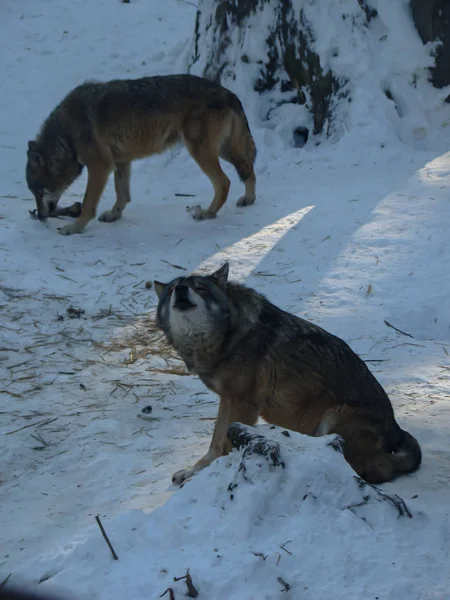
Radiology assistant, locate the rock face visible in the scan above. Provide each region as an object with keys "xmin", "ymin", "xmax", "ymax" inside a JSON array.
[
  {"xmin": 410, "ymin": 0, "xmax": 450, "ymax": 91},
  {"xmin": 187, "ymin": 0, "xmax": 449, "ymax": 141},
  {"xmin": 189, "ymin": 0, "xmax": 363, "ymax": 136}
]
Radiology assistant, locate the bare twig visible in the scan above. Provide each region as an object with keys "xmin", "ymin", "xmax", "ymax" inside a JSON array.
[
  {"xmin": 146, "ymin": 367, "xmax": 188, "ymax": 376},
  {"xmin": 159, "ymin": 589, "xmax": 175, "ymax": 600},
  {"xmin": 173, "ymin": 570, "xmax": 198, "ymax": 598},
  {"xmin": 95, "ymin": 515, "xmax": 119, "ymax": 560},
  {"xmin": 30, "ymin": 432, "xmax": 51, "ymax": 448},
  {"xmin": 278, "ymin": 577, "xmax": 291, "ymax": 592},
  {"xmin": 184, "ymin": 572, "xmax": 198, "ymax": 598},
  {"xmin": 280, "ymin": 540, "xmax": 293, "ymax": 555},
  {"xmin": 345, "ymin": 496, "xmax": 370, "ymax": 511},
  {"xmin": 384, "ymin": 320, "xmax": 414, "ymax": 339},
  {"xmin": 178, "ymin": 0, "xmax": 198, "ymax": 7},
  {"xmin": 353, "ymin": 477, "xmax": 412, "ymax": 518},
  {"xmin": 0, "ymin": 390, "xmax": 23, "ymax": 399},
  {"xmin": 6, "ymin": 418, "xmax": 57, "ymax": 435},
  {"xmin": 161, "ymin": 259, "xmax": 187, "ymax": 271}
]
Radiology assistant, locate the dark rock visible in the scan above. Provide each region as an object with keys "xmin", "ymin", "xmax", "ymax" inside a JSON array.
[
  {"xmin": 293, "ymin": 126, "xmax": 309, "ymax": 148},
  {"xmin": 411, "ymin": 0, "xmax": 450, "ymax": 88}
]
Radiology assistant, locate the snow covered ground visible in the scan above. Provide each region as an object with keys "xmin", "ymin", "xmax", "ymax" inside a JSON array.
[{"xmin": 0, "ymin": 0, "xmax": 449, "ymax": 598}]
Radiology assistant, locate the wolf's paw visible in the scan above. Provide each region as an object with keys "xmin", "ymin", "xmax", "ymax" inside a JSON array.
[
  {"xmin": 58, "ymin": 223, "xmax": 83, "ymax": 236},
  {"xmin": 172, "ymin": 467, "xmax": 196, "ymax": 487},
  {"xmin": 236, "ymin": 195, "xmax": 256, "ymax": 207},
  {"xmin": 186, "ymin": 204, "xmax": 217, "ymax": 221},
  {"xmin": 98, "ymin": 209, "xmax": 121, "ymax": 223}
]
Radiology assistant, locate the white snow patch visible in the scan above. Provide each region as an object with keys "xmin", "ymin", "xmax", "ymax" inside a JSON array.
[
  {"xmin": 0, "ymin": 0, "xmax": 449, "ymax": 598},
  {"xmin": 10, "ymin": 427, "xmax": 450, "ymax": 600}
]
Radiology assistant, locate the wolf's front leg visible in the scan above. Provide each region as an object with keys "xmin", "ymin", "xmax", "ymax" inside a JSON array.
[
  {"xmin": 58, "ymin": 164, "xmax": 110, "ymax": 235},
  {"xmin": 172, "ymin": 397, "xmax": 230, "ymax": 486},
  {"xmin": 172, "ymin": 396, "xmax": 259, "ymax": 486},
  {"xmin": 171, "ymin": 450, "xmax": 222, "ymax": 487}
]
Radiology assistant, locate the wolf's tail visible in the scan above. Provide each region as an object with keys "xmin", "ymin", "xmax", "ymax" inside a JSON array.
[{"xmin": 391, "ymin": 429, "xmax": 422, "ymax": 474}]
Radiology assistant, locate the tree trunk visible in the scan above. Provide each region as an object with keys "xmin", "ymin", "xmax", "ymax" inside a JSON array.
[{"xmin": 410, "ymin": 0, "xmax": 450, "ymax": 93}]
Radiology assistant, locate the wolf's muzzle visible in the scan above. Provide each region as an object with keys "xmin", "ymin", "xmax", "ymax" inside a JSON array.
[{"xmin": 174, "ymin": 284, "xmax": 196, "ymax": 310}]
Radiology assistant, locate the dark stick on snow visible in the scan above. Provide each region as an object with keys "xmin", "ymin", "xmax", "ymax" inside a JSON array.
[
  {"xmin": 278, "ymin": 577, "xmax": 291, "ymax": 593},
  {"xmin": 353, "ymin": 477, "xmax": 413, "ymax": 518},
  {"xmin": 280, "ymin": 540, "xmax": 293, "ymax": 555},
  {"xmin": 384, "ymin": 320, "xmax": 414, "ymax": 339},
  {"xmin": 95, "ymin": 515, "xmax": 119, "ymax": 560},
  {"xmin": 159, "ymin": 589, "xmax": 175, "ymax": 600},
  {"xmin": 184, "ymin": 573, "xmax": 198, "ymax": 598},
  {"xmin": 174, "ymin": 193, "xmax": 196, "ymax": 197},
  {"xmin": 173, "ymin": 570, "xmax": 198, "ymax": 598},
  {"xmin": 176, "ymin": 0, "xmax": 198, "ymax": 8}
]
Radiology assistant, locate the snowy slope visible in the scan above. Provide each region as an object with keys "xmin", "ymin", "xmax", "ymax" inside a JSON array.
[
  {"xmin": 10, "ymin": 427, "xmax": 450, "ymax": 600},
  {"xmin": 0, "ymin": 0, "xmax": 449, "ymax": 598}
]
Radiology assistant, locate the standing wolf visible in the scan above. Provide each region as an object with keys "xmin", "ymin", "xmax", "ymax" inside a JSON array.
[
  {"xmin": 25, "ymin": 74, "xmax": 257, "ymax": 235},
  {"xmin": 155, "ymin": 263, "xmax": 422, "ymax": 486}
]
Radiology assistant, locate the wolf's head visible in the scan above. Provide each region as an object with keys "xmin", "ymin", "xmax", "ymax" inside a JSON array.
[
  {"xmin": 154, "ymin": 263, "xmax": 231, "ymax": 354},
  {"xmin": 26, "ymin": 138, "xmax": 83, "ymax": 221}
]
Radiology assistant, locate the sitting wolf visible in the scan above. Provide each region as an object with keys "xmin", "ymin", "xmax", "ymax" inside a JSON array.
[{"xmin": 154, "ymin": 263, "xmax": 422, "ymax": 486}]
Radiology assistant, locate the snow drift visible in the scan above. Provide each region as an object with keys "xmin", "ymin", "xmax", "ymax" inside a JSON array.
[{"xmin": 10, "ymin": 426, "xmax": 448, "ymax": 600}]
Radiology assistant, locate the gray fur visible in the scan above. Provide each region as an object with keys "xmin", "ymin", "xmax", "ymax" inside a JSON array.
[
  {"xmin": 26, "ymin": 74, "xmax": 257, "ymax": 232},
  {"xmin": 155, "ymin": 262, "xmax": 422, "ymax": 486}
]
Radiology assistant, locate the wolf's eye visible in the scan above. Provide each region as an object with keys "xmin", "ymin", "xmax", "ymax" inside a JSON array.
[{"xmin": 193, "ymin": 283, "xmax": 206, "ymax": 293}]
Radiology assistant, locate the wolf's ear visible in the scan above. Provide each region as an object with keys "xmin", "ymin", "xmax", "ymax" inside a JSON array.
[
  {"xmin": 210, "ymin": 262, "xmax": 229, "ymax": 287},
  {"xmin": 154, "ymin": 281, "xmax": 167, "ymax": 300},
  {"xmin": 27, "ymin": 141, "xmax": 43, "ymax": 167}
]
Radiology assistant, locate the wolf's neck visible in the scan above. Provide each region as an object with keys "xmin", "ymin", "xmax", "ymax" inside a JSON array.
[
  {"xmin": 39, "ymin": 113, "xmax": 73, "ymax": 161},
  {"xmin": 176, "ymin": 320, "xmax": 253, "ymax": 376},
  {"xmin": 172, "ymin": 331, "xmax": 227, "ymax": 374}
]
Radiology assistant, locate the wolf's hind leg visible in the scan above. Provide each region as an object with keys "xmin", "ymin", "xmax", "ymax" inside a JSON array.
[
  {"xmin": 183, "ymin": 110, "xmax": 232, "ymax": 221},
  {"xmin": 220, "ymin": 142, "xmax": 256, "ymax": 208},
  {"xmin": 185, "ymin": 142, "xmax": 230, "ymax": 221},
  {"xmin": 98, "ymin": 162, "xmax": 131, "ymax": 223}
]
